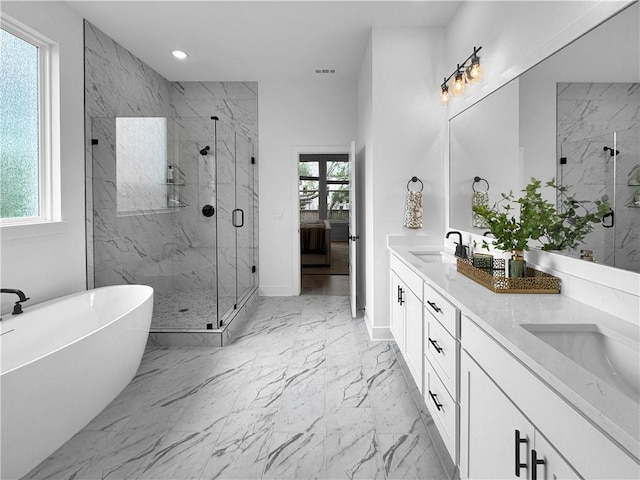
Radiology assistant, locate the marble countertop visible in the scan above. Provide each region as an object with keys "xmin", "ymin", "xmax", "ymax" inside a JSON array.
[{"xmin": 388, "ymin": 244, "xmax": 639, "ymax": 461}]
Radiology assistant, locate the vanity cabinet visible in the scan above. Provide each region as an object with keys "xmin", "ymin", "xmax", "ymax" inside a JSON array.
[
  {"xmin": 423, "ymin": 282, "xmax": 460, "ymax": 463},
  {"xmin": 390, "ymin": 255, "xmax": 423, "ymax": 392},
  {"xmin": 460, "ymin": 316, "xmax": 639, "ymax": 480},
  {"xmin": 460, "ymin": 349, "xmax": 578, "ymax": 480}
]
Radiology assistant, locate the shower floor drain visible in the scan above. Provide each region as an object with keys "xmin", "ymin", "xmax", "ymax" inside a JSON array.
[{"xmin": 178, "ymin": 308, "xmax": 190, "ymax": 313}]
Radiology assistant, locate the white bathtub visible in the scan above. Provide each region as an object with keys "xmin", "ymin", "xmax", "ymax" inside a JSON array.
[{"xmin": 0, "ymin": 285, "xmax": 153, "ymax": 479}]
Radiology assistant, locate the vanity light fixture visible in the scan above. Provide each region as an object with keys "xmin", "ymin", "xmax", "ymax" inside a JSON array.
[
  {"xmin": 440, "ymin": 46, "xmax": 483, "ymax": 106},
  {"xmin": 171, "ymin": 50, "xmax": 188, "ymax": 60}
]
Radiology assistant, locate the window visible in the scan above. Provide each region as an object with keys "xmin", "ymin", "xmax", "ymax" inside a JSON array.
[
  {"xmin": 0, "ymin": 20, "xmax": 53, "ymax": 225},
  {"xmin": 116, "ymin": 117, "xmax": 169, "ymax": 214},
  {"xmin": 299, "ymin": 154, "xmax": 349, "ymax": 222}
]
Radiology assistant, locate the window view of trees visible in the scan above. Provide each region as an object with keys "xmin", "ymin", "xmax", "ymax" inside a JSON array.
[{"xmin": 299, "ymin": 157, "xmax": 349, "ymax": 221}]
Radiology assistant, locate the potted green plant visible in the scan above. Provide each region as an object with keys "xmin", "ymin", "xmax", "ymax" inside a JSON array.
[
  {"xmin": 539, "ymin": 179, "xmax": 612, "ymax": 251},
  {"xmin": 472, "ymin": 178, "xmax": 612, "ymax": 276},
  {"xmin": 473, "ymin": 178, "xmax": 555, "ymax": 277}
]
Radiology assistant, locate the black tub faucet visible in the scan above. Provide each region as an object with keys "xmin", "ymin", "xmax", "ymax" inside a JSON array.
[
  {"xmin": 1, "ymin": 289, "xmax": 30, "ymax": 315},
  {"xmin": 446, "ymin": 231, "xmax": 468, "ymax": 259}
]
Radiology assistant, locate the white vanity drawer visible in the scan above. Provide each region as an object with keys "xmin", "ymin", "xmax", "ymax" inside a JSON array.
[
  {"xmin": 425, "ymin": 310, "xmax": 458, "ymax": 397},
  {"xmin": 423, "ymin": 282, "xmax": 458, "ymax": 337},
  {"xmin": 390, "ymin": 254, "xmax": 423, "ymax": 300},
  {"xmin": 424, "ymin": 356, "xmax": 457, "ymax": 460}
]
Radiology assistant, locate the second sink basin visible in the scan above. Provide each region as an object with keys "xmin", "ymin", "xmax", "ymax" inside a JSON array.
[
  {"xmin": 410, "ymin": 251, "xmax": 455, "ymax": 264},
  {"xmin": 521, "ymin": 323, "xmax": 639, "ymax": 402}
]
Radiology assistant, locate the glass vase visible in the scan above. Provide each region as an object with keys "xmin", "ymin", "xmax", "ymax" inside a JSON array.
[{"xmin": 508, "ymin": 250, "xmax": 526, "ymax": 278}]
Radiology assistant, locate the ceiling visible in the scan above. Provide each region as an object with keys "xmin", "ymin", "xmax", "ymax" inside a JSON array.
[{"xmin": 65, "ymin": 0, "xmax": 462, "ymax": 83}]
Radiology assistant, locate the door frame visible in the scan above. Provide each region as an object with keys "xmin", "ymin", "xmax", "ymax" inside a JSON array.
[{"xmin": 292, "ymin": 144, "xmax": 350, "ymax": 295}]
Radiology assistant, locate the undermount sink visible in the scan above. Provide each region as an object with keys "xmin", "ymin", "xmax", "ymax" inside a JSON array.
[
  {"xmin": 521, "ymin": 323, "xmax": 640, "ymax": 402},
  {"xmin": 410, "ymin": 251, "xmax": 454, "ymax": 264}
]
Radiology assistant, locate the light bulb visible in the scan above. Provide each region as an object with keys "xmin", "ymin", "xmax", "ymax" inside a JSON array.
[
  {"xmin": 440, "ymin": 85, "xmax": 450, "ymax": 105},
  {"xmin": 466, "ymin": 58, "xmax": 483, "ymax": 83},
  {"xmin": 451, "ymin": 71, "xmax": 466, "ymax": 96}
]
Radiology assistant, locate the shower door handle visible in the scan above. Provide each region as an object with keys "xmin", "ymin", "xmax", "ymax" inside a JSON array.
[
  {"xmin": 602, "ymin": 210, "xmax": 614, "ymax": 228},
  {"xmin": 232, "ymin": 208, "xmax": 245, "ymax": 228}
]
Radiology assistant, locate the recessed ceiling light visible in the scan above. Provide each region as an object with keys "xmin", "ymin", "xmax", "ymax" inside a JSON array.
[{"xmin": 172, "ymin": 50, "xmax": 188, "ymax": 60}]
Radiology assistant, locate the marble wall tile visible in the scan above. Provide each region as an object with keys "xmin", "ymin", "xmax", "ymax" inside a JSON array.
[
  {"xmin": 557, "ymin": 82, "xmax": 639, "ymax": 271},
  {"xmin": 85, "ymin": 23, "xmax": 259, "ymax": 330}
]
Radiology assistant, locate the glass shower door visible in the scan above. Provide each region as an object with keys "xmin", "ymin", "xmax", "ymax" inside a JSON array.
[
  {"xmin": 235, "ymin": 132, "xmax": 256, "ymax": 303},
  {"xmin": 216, "ymin": 121, "xmax": 237, "ymax": 323},
  {"xmin": 558, "ymin": 132, "xmax": 615, "ymax": 266}
]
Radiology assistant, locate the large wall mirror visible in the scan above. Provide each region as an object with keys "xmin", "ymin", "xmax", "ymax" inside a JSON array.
[{"xmin": 449, "ymin": 2, "xmax": 639, "ymax": 273}]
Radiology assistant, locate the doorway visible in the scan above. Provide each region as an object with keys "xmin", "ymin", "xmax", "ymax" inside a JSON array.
[{"xmin": 298, "ymin": 153, "xmax": 350, "ymax": 296}]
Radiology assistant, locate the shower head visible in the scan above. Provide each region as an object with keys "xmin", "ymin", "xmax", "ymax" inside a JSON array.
[
  {"xmin": 603, "ymin": 146, "xmax": 620, "ymax": 157},
  {"xmin": 200, "ymin": 146, "xmax": 210, "ymax": 156}
]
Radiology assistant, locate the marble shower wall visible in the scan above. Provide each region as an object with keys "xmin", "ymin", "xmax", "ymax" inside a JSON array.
[
  {"xmin": 557, "ymin": 82, "xmax": 639, "ymax": 272},
  {"xmin": 84, "ymin": 21, "xmax": 258, "ymax": 326}
]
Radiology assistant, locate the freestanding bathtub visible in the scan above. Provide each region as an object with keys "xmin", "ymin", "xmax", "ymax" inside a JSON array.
[{"xmin": 0, "ymin": 285, "xmax": 153, "ymax": 479}]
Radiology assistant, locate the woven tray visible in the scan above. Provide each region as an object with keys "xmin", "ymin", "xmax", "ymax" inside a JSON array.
[{"xmin": 457, "ymin": 257, "xmax": 560, "ymax": 294}]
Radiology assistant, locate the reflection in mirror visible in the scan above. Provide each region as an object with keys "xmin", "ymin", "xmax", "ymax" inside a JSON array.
[{"xmin": 449, "ymin": 2, "xmax": 639, "ymax": 272}]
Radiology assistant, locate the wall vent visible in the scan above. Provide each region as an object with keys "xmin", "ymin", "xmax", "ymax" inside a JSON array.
[{"xmin": 315, "ymin": 68, "xmax": 336, "ymax": 74}]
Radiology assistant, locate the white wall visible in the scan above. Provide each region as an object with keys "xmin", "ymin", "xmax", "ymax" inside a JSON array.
[
  {"xmin": 257, "ymin": 79, "xmax": 357, "ymax": 295},
  {"xmin": 443, "ymin": 1, "xmax": 630, "ymax": 120},
  {"xmin": 0, "ymin": 2, "xmax": 85, "ymax": 314},
  {"xmin": 362, "ymin": 27, "xmax": 446, "ymax": 336},
  {"xmin": 357, "ymin": 35, "xmax": 373, "ymax": 316}
]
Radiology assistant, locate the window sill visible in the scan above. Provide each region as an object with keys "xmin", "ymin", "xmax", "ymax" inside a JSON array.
[{"xmin": 0, "ymin": 221, "xmax": 67, "ymax": 241}]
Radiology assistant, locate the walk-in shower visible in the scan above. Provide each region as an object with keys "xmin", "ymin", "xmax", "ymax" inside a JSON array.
[{"xmin": 89, "ymin": 116, "xmax": 257, "ymax": 334}]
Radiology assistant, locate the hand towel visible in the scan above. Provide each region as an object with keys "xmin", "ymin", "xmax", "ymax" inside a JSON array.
[
  {"xmin": 404, "ymin": 190, "xmax": 423, "ymax": 229},
  {"xmin": 472, "ymin": 190, "xmax": 489, "ymax": 228}
]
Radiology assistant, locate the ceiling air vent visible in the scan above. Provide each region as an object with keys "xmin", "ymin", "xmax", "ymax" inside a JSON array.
[{"xmin": 315, "ymin": 68, "xmax": 336, "ymax": 74}]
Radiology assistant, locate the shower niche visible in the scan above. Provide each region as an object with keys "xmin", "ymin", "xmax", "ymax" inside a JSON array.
[{"xmin": 90, "ymin": 116, "xmax": 257, "ymax": 343}]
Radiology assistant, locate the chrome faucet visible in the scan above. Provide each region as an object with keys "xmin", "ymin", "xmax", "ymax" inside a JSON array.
[
  {"xmin": 1, "ymin": 289, "xmax": 30, "ymax": 315},
  {"xmin": 446, "ymin": 231, "xmax": 468, "ymax": 259}
]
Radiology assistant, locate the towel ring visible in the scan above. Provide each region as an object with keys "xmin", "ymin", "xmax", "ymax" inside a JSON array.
[
  {"xmin": 472, "ymin": 176, "xmax": 489, "ymax": 192},
  {"xmin": 407, "ymin": 176, "xmax": 424, "ymax": 192}
]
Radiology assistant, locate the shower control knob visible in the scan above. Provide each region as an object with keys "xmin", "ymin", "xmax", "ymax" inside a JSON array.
[{"xmin": 202, "ymin": 205, "xmax": 215, "ymax": 217}]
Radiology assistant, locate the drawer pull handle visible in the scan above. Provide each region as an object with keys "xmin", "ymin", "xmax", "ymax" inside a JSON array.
[
  {"xmin": 514, "ymin": 429, "xmax": 528, "ymax": 477},
  {"xmin": 427, "ymin": 300, "xmax": 442, "ymax": 313},
  {"xmin": 531, "ymin": 449, "xmax": 545, "ymax": 480},
  {"xmin": 428, "ymin": 337, "xmax": 443, "ymax": 353},
  {"xmin": 428, "ymin": 390, "xmax": 443, "ymax": 411}
]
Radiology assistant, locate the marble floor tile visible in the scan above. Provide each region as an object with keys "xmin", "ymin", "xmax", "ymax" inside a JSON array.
[
  {"xmin": 378, "ymin": 433, "xmax": 447, "ymax": 480},
  {"xmin": 200, "ymin": 409, "xmax": 276, "ymax": 479},
  {"xmin": 263, "ymin": 432, "xmax": 325, "ymax": 479},
  {"xmin": 326, "ymin": 366, "xmax": 370, "ymax": 410},
  {"xmin": 325, "ymin": 427, "xmax": 385, "ymax": 480},
  {"xmin": 26, "ymin": 296, "xmax": 449, "ymax": 480},
  {"xmin": 136, "ymin": 430, "xmax": 218, "ymax": 479},
  {"xmin": 22, "ymin": 430, "xmax": 116, "ymax": 480},
  {"xmin": 361, "ymin": 341, "xmax": 399, "ymax": 370}
]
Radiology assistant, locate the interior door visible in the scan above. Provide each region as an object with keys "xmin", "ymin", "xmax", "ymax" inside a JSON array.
[{"xmin": 348, "ymin": 141, "xmax": 358, "ymax": 318}]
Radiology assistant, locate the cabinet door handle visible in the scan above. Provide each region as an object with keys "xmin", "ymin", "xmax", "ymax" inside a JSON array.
[
  {"xmin": 428, "ymin": 337, "xmax": 443, "ymax": 353},
  {"xmin": 428, "ymin": 390, "xmax": 443, "ymax": 411},
  {"xmin": 514, "ymin": 429, "xmax": 528, "ymax": 477},
  {"xmin": 397, "ymin": 285, "xmax": 401, "ymax": 304},
  {"xmin": 531, "ymin": 449, "xmax": 545, "ymax": 480},
  {"xmin": 427, "ymin": 300, "xmax": 442, "ymax": 313},
  {"xmin": 399, "ymin": 287, "xmax": 405, "ymax": 306}
]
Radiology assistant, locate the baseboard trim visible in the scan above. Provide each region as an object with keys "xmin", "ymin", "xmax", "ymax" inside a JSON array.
[
  {"xmin": 364, "ymin": 312, "xmax": 393, "ymax": 341},
  {"xmin": 258, "ymin": 285, "xmax": 295, "ymax": 296}
]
